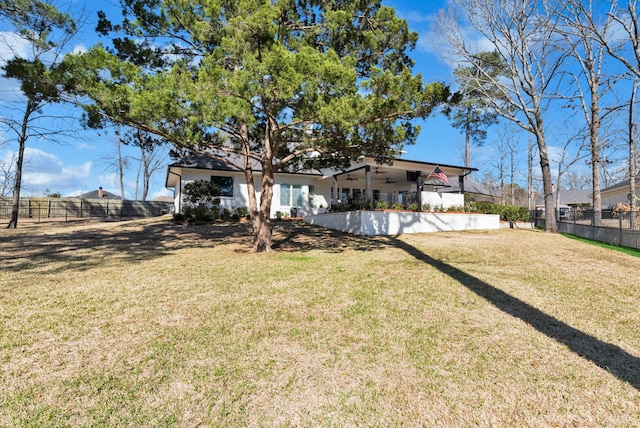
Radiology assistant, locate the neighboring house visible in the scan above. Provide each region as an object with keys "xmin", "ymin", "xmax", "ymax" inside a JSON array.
[
  {"xmin": 601, "ymin": 175, "xmax": 640, "ymax": 209},
  {"xmin": 535, "ymin": 189, "xmax": 591, "ymax": 208},
  {"xmin": 441, "ymin": 179, "xmax": 494, "ymax": 203},
  {"xmin": 77, "ymin": 187, "xmax": 122, "ymax": 200},
  {"xmin": 165, "ymin": 154, "xmax": 477, "ymax": 218},
  {"xmin": 535, "ymin": 189, "xmax": 591, "ymax": 219}
]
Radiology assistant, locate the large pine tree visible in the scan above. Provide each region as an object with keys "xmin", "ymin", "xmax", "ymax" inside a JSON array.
[{"xmin": 66, "ymin": 0, "xmax": 451, "ymax": 251}]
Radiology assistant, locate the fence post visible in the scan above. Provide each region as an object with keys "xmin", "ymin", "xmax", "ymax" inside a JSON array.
[{"xmin": 620, "ymin": 215, "xmax": 623, "ymax": 245}]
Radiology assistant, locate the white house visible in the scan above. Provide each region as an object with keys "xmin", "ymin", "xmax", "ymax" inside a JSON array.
[
  {"xmin": 165, "ymin": 153, "xmax": 477, "ymax": 218},
  {"xmin": 601, "ymin": 176, "xmax": 640, "ymax": 209}
]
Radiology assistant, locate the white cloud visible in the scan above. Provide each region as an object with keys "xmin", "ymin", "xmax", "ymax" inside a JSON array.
[
  {"xmin": 0, "ymin": 32, "xmax": 31, "ymax": 64},
  {"xmin": 71, "ymin": 43, "xmax": 87, "ymax": 55},
  {"xmin": 150, "ymin": 188, "xmax": 172, "ymax": 199},
  {"xmin": 76, "ymin": 142, "xmax": 97, "ymax": 150},
  {"xmin": 1, "ymin": 147, "xmax": 92, "ymax": 193}
]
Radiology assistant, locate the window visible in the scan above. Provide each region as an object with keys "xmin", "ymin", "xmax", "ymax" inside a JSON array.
[
  {"xmin": 308, "ymin": 185, "xmax": 315, "ymax": 208},
  {"xmin": 211, "ymin": 176, "xmax": 233, "ymax": 197},
  {"xmin": 280, "ymin": 184, "xmax": 303, "ymax": 207},
  {"xmin": 341, "ymin": 187, "xmax": 350, "ymax": 203}
]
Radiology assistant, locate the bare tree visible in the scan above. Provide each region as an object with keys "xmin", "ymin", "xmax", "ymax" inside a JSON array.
[
  {"xmin": 586, "ymin": 0, "xmax": 640, "ymax": 79},
  {"xmin": 0, "ymin": 152, "xmax": 18, "ymax": 197},
  {"xmin": 527, "ymin": 136, "xmax": 537, "ymax": 209},
  {"xmin": 124, "ymin": 129, "xmax": 167, "ymax": 201},
  {"xmin": 436, "ymin": 0, "xmax": 570, "ymax": 232},
  {"xmin": 629, "ymin": 80, "xmax": 638, "ymax": 229},
  {"xmin": 99, "ymin": 126, "xmax": 132, "ymax": 200},
  {"xmin": 551, "ymin": 131, "xmax": 589, "ymax": 210},
  {"xmin": 565, "ymin": 171, "xmax": 591, "ymax": 190},
  {"xmin": 1, "ymin": 1, "xmax": 78, "ymax": 227},
  {"xmin": 490, "ymin": 136, "xmax": 507, "ymax": 204},
  {"xmin": 558, "ymin": 0, "xmax": 621, "ymax": 226}
]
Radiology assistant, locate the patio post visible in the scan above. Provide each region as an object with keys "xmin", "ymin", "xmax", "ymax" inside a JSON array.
[
  {"xmin": 333, "ymin": 175, "xmax": 339, "ymax": 207},
  {"xmin": 416, "ymin": 171, "xmax": 422, "ymax": 211},
  {"xmin": 365, "ymin": 165, "xmax": 372, "ymax": 202}
]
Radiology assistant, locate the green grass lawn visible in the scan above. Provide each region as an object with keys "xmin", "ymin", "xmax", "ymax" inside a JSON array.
[{"xmin": 1, "ymin": 217, "xmax": 639, "ymax": 426}]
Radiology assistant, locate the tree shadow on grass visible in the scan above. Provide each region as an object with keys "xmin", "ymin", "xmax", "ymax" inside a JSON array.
[
  {"xmin": 0, "ymin": 219, "xmax": 387, "ymax": 276},
  {"xmin": 271, "ymin": 221, "xmax": 390, "ymax": 252},
  {"xmin": 387, "ymin": 236, "xmax": 640, "ymax": 392},
  {"xmin": 0, "ymin": 218, "xmax": 256, "ymax": 275}
]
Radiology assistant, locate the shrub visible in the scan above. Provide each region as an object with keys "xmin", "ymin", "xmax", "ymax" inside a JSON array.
[
  {"xmin": 501, "ymin": 205, "xmax": 530, "ymax": 222},
  {"xmin": 468, "ymin": 202, "xmax": 530, "ymax": 222},
  {"xmin": 391, "ymin": 202, "xmax": 403, "ymax": 210},
  {"xmin": 407, "ymin": 202, "xmax": 420, "ymax": 211},
  {"xmin": 375, "ymin": 200, "xmax": 389, "ymax": 210},
  {"xmin": 182, "ymin": 180, "xmax": 221, "ymax": 221},
  {"xmin": 235, "ymin": 206, "xmax": 249, "ymax": 218},
  {"xmin": 183, "ymin": 180, "xmax": 221, "ymax": 207},
  {"xmin": 183, "ymin": 206, "xmax": 212, "ymax": 223}
]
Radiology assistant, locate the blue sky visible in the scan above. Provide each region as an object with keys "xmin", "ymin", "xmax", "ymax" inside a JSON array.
[{"xmin": 0, "ymin": 0, "xmax": 516, "ymax": 199}]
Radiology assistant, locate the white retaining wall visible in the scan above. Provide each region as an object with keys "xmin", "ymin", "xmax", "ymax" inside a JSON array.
[{"xmin": 304, "ymin": 211, "xmax": 500, "ymax": 236}]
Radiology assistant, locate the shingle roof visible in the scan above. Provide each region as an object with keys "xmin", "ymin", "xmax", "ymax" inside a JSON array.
[
  {"xmin": 535, "ymin": 189, "xmax": 591, "ymax": 206},
  {"xmin": 601, "ymin": 175, "xmax": 640, "ymax": 193},
  {"xmin": 77, "ymin": 189, "xmax": 122, "ymax": 200}
]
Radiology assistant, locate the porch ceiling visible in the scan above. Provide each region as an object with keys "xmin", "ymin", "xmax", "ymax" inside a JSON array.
[{"xmin": 334, "ymin": 163, "xmax": 462, "ymax": 188}]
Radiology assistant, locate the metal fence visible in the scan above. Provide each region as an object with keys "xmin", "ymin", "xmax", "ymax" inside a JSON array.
[
  {"xmin": 534, "ymin": 208, "xmax": 640, "ymax": 249},
  {"xmin": 0, "ymin": 198, "xmax": 173, "ymax": 222}
]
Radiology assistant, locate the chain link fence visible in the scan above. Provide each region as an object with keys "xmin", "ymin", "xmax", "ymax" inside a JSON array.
[{"xmin": 534, "ymin": 208, "xmax": 640, "ymax": 249}]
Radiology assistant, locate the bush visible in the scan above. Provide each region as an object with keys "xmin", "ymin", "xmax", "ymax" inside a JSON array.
[
  {"xmin": 468, "ymin": 202, "xmax": 530, "ymax": 222},
  {"xmin": 183, "ymin": 206, "xmax": 213, "ymax": 223},
  {"xmin": 407, "ymin": 202, "xmax": 420, "ymax": 211},
  {"xmin": 183, "ymin": 180, "xmax": 221, "ymax": 207},
  {"xmin": 235, "ymin": 206, "xmax": 249, "ymax": 218},
  {"xmin": 501, "ymin": 205, "xmax": 530, "ymax": 222},
  {"xmin": 375, "ymin": 200, "xmax": 389, "ymax": 210},
  {"xmin": 181, "ymin": 180, "xmax": 222, "ymax": 222}
]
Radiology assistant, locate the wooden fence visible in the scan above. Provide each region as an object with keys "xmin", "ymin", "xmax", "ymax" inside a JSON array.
[{"xmin": 0, "ymin": 198, "xmax": 173, "ymax": 221}]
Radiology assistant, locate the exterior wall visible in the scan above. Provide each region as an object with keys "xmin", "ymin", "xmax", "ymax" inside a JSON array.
[
  {"xmin": 304, "ymin": 211, "xmax": 500, "ymax": 236},
  {"xmin": 172, "ymin": 167, "xmax": 463, "ymax": 219},
  {"xmin": 176, "ymin": 169, "xmax": 332, "ymax": 218},
  {"xmin": 601, "ymin": 188, "xmax": 639, "ymax": 209},
  {"xmin": 273, "ymin": 177, "xmax": 332, "ymax": 217}
]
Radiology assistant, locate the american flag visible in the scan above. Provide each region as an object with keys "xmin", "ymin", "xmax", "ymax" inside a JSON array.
[{"xmin": 427, "ymin": 166, "xmax": 448, "ymax": 184}]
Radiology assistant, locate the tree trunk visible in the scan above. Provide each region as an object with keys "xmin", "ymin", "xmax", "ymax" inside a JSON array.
[
  {"xmin": 141, "ymin": 145, "xmax": 150, "ymax": 201},
  {"xmin": 117, "ymin": 126, "xmax": 126, "ymax": 200},
  {"xmin": 630, "ymin": 80, "xmax": 638, "ymax": 230},
  {"xmin": 238, "ymin": 123, "xmax": 275, "ymax": 253},
  {"xmin": 253, "ymin": 166, "xmax": 274, "ymax": 252},
  {"xmin": 590, "ymin": 84, "xmax": 603, "ymax": 227},
  {"xmin": 7, "ymin": 104, "xmax": 32, "ymax": 229},
  {"xmin": 537, "ymin": 129, "xmax": 558, "ymax": 233}
]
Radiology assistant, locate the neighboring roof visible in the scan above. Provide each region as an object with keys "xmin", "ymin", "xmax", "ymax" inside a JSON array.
[
  {"xmin": 535, "ymin": 189, "xmax": 591, "ymax": 206},
  {"xmin": 77, "ymin": 189, "xmax": 122, "ymax": 200},
  {"xmin": 601, "ymin": 175, "xmax": 640, "ymax": 193},
  {"xmin": 440, "ymin": 179, "xmax": 492, "ymax": 196},
  {"xmin": 150, "ymin": 195, "xmax": 174, "ymax": 202}
]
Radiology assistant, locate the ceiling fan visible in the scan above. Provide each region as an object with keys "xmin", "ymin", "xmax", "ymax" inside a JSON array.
[
  {"xmin": 374, "ymin": 167, "xmax": 388, "ymax": 174},
  {"xmin": 346, "ymin": 174, "xmax": 358, "ymax": 181},
  {"xmin": 385, "ymin": 177, "xmax": 396, "ymax": 184}
]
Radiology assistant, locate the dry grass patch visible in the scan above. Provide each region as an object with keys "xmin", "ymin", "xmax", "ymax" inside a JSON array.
[{"xmin": 1, "ymin": 217, "xmax": 639, "ymax": 426}]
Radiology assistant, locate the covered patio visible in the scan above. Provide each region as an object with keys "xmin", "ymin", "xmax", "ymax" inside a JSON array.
[{"xmin": 329, "ymin": 157, "xmax": 477, "ymax": 210}]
